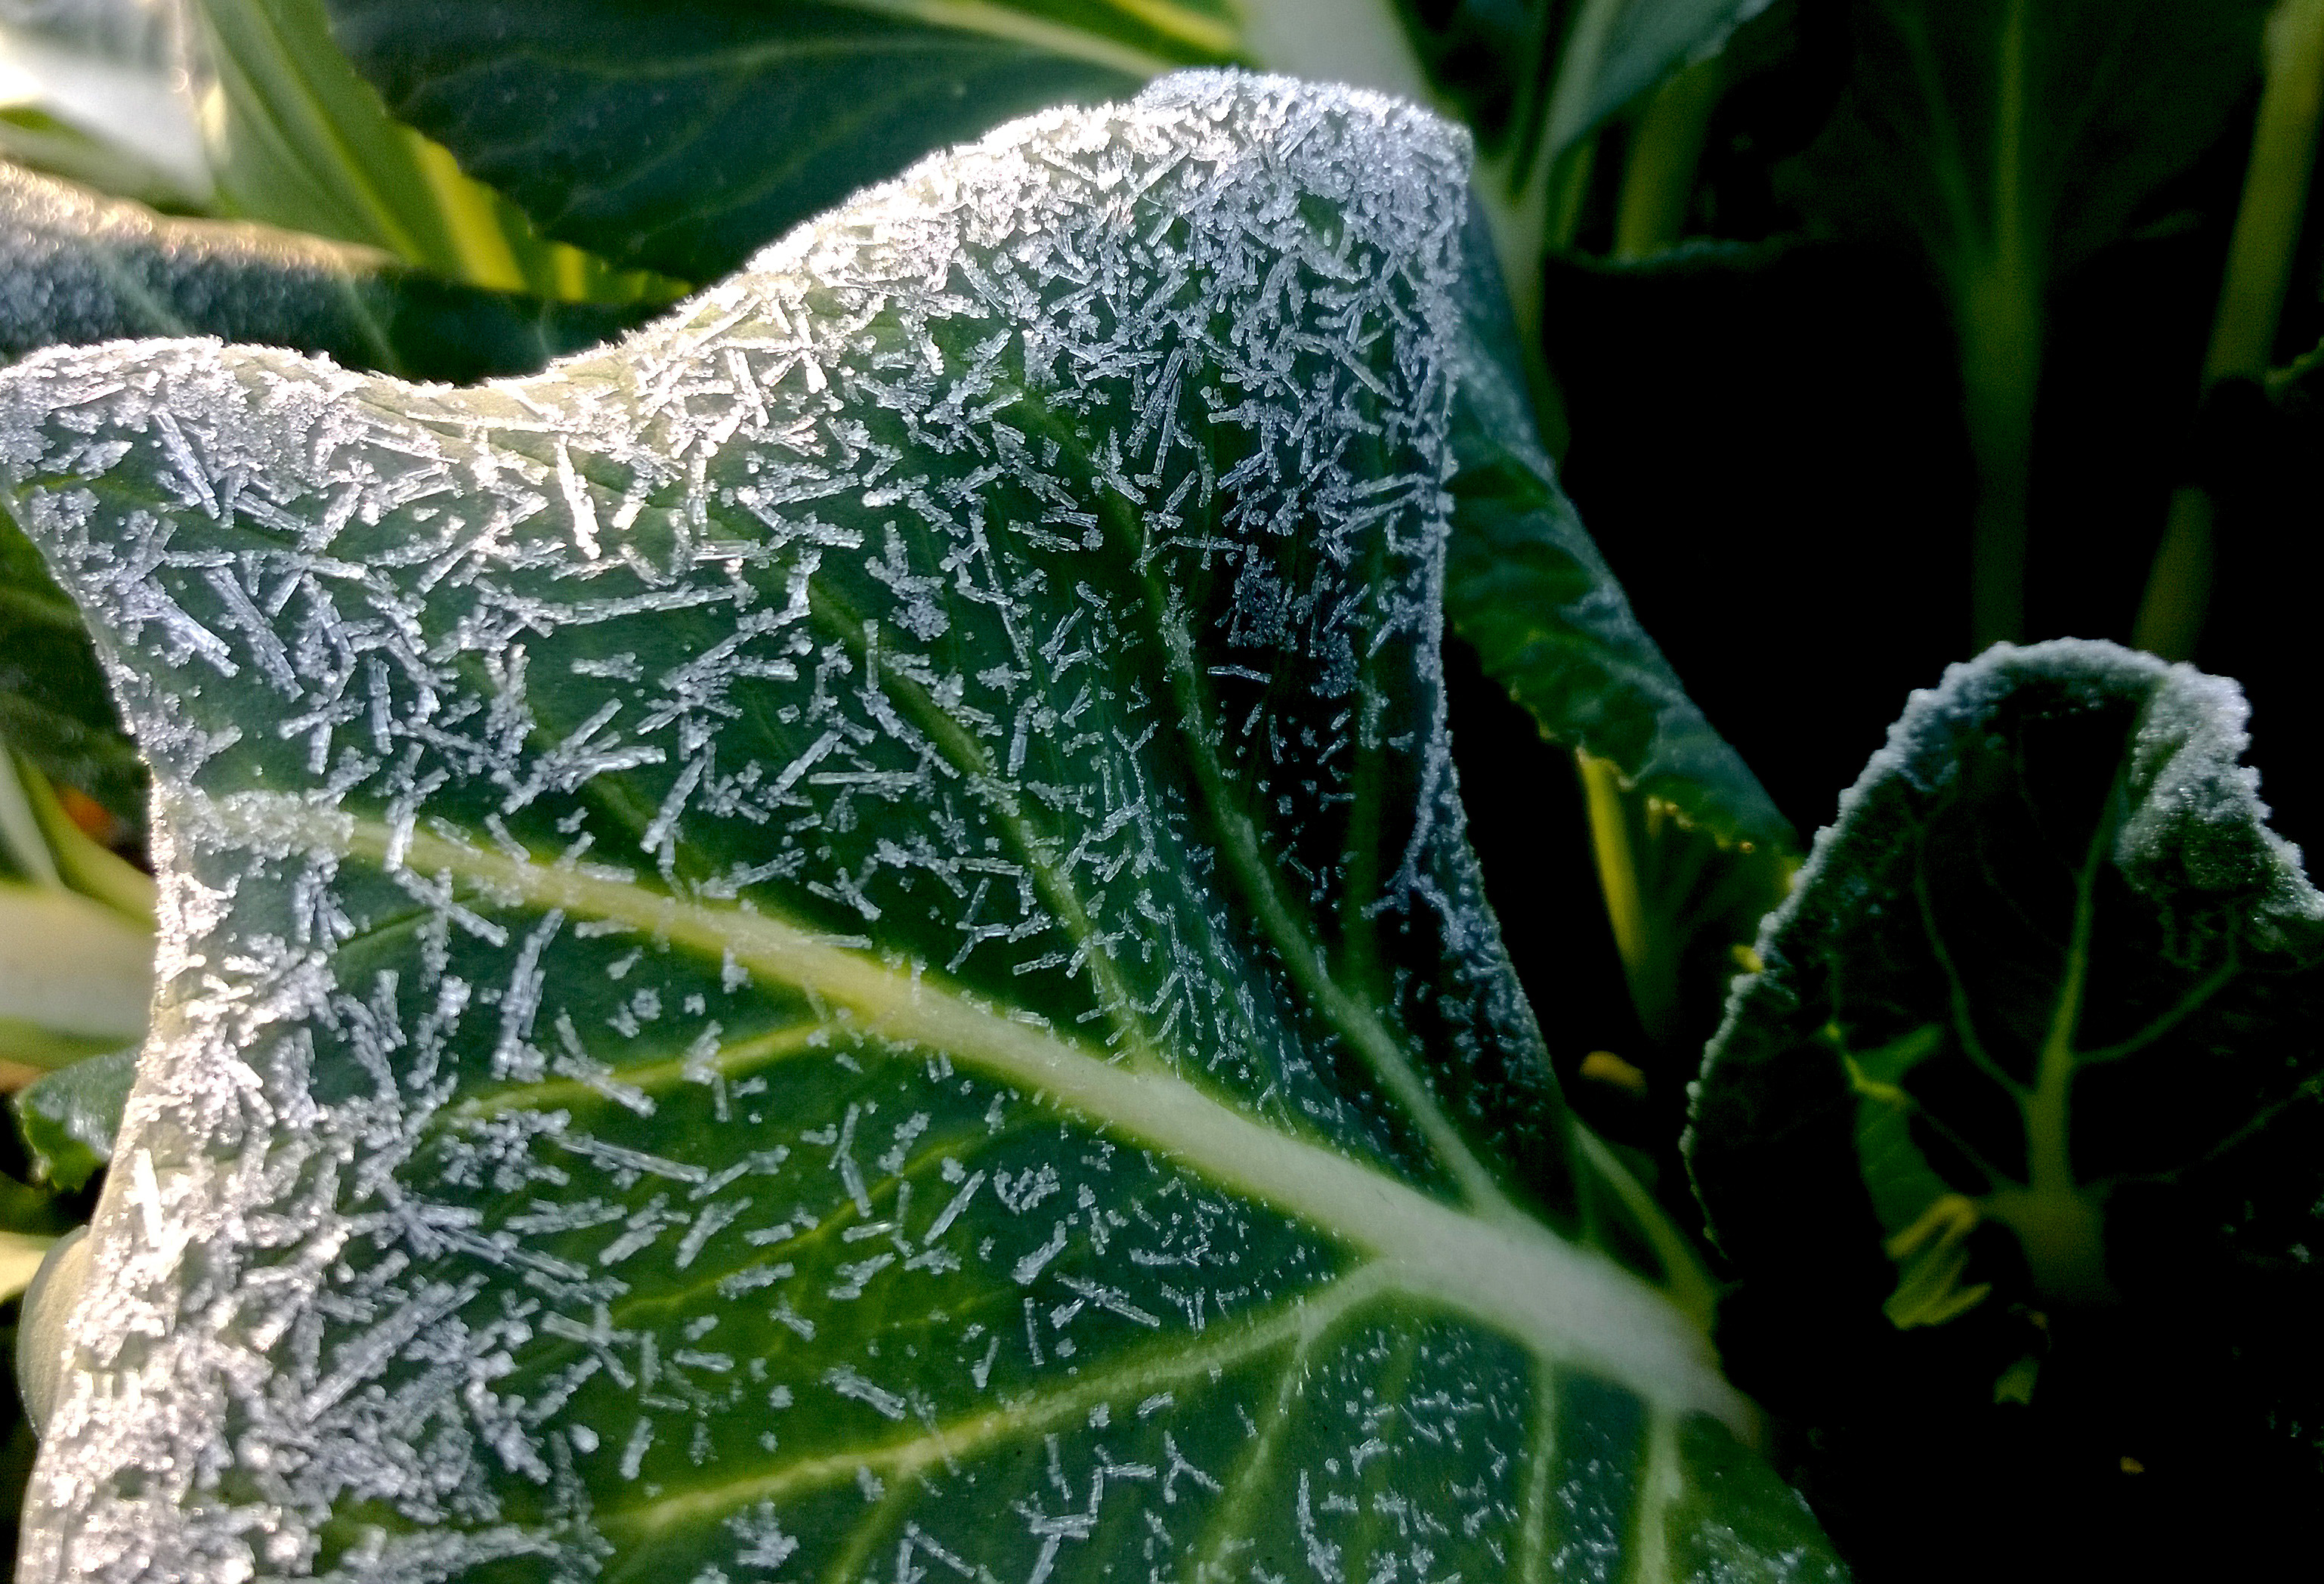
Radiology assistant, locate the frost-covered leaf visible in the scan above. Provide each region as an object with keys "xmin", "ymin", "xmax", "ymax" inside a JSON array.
[
  {"xmin": 317, "ymin": 0, "xmax": 1235, "ymax": 282},
  {"xmin": 1690, "ymin": 639, "xmax": 2324, "ymax": 1437},
  {"xmin": 0, "ymin": 75, "xmax": 1846, "ymax": 1582},
  {"xmin": 0, "ymin": 154, "xmax": 657, "ymax": 824}
]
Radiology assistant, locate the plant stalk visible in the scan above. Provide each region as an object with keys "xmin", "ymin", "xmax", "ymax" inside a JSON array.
[
  {"xmin": 2134, "ymin": 0, "xmax": 2324, "ymax": 661},
  {"xmin": 1958, "ymin": 0, "xmax": 2044, "ymax": 654},
  {"xmin": 1613, "ymin": 57, "xmax": 1723, "ymax": 260},
  {"xmin": 1578, "ymin": 752, "xmax": 1679, "ymax": 1045},
  {"xmin": 1959, "ymin": 257, "xmax": 2044, "ymax": 652}
]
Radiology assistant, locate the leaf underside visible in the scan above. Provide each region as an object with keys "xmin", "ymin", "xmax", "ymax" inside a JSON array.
[
  {"xmin": 0, "ymin": 76, "xmax": 1841, "ymax": 1584},
  {"xmin": 1690, "ymin": 639, "xmax": 2324, "ymax": 1435}
]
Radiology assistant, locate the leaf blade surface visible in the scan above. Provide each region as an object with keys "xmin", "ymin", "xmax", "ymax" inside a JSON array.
[{"xmin": 0, "ymin": 76, "xmax": 1839, "ymax": 1583}]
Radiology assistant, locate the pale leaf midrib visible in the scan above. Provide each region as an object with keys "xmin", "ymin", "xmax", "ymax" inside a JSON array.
[
  {"xmin": 449, "ymin": 1019, "xmax": 824, "ymax": 1120},
  {"xmin": 181, "ymin": 788, "xmax": 1741, "ymax": 1428}
]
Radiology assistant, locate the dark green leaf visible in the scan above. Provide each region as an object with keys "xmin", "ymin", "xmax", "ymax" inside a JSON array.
[
  {"xmin": 1785, "ymin": 0, "xmax": 2270, "ymax": 648},
  {"xmin": 1379, "ymin": 0, "xmax": 1550, "ymax": 157},
  {"xmin": 0, "ymin": 509, "xmax": 138, "ymax": 822},
  {"xmin": 0, "ymin": 78, "xmax": 1843, "ymax": 1581},
  {"xmin": 0, "ymin": 158, "xmax": 654, "ymax": 382},
  {"xmin": 1541, "ymin": 0, "xmax": 1775, "ymax": 162},
  {"xmin": 1575, "ymin": 752, "xmax": 1794, "ymax": 1056},
  {"xmin": 1785, "ymin": 0, "xmax": 2270, "ymax": 289},
  {"xmin": 193, "ymin": 0, "xmax": 660, "ymax": 302},
  {"xmin": 1444, "ymin": 204, "xmax": 1794, "ymax": 853},
  {"xmin": 1383, "ymin": 1, "xmax": 1776, "ymax": 174},
  {"xmin": 11, "ymin": 1049, "xmax": 134, "ymax": 1194},
  {"xmin": 1689, "ymin": 639, "xmax": 2324, "ymax": 1434},
  {"xmin": 318, "ymin": 0, "xmax": 1235, "ymax": 283}
]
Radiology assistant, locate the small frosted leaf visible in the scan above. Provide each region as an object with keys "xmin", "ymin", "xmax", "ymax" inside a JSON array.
[{"xmin": 1692, "ymin": 638, "xmax": 2324, "ymax": 1443}]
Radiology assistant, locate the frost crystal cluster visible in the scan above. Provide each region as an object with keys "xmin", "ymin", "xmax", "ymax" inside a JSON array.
[{"xmin": 0, "ymin": 73, "xmax": 1830, "ymax": 1584}]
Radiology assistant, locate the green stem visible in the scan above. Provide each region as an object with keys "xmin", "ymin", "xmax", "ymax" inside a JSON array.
[
  {"xmin": 1958, "ymin": 258, "xmax": 2044, "ymax": 652},
  {"xmin": 2206, "ymin": 0, "xmax": 2324, "ymax": 385},
  {"xmin": 2134, "ymin": 0, "xmax": 2324, "ymax": 660},
  {"xmin": 1578, "ymin": 752, "xmax": 1677, "ymax": 1045},
  {"xmin": 1546, "ymin": 132, "xmax": 1598, "ymax": 251},
  {"xmin": 2131, "ymin": 487, "xmax": 2216, "ymax": 663},
  {"xmin": 1612, "ymin": 57, "xmax": 1722, "ymax": 259},
  {"xmin": 1984, "ymin": 797, "xmax": 2118, "ymax": 1307},
  {"xmin": 1956, "ymin": 0, "xmax": 2044, "ymax": 654}
]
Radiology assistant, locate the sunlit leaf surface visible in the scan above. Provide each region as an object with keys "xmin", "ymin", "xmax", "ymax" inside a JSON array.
[{"xmin": 0, "ymin": 76, "xmax": 1843, "ymax": 1582}]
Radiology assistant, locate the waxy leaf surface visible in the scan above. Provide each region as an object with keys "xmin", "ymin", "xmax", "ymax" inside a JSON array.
[{"xmin": 0, "ymin": 76, "xmax": 1842, "ymax": 1583}]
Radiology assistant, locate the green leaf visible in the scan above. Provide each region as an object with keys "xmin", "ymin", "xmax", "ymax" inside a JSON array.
[
  {"xmin": 0, "ymin": 1229, "xmax": 54, "ymax": 1305},
  {"xmin": 0, "ymin": 77, "xmax": 1844, "ymax": 1581},
  {"xmin": 1443, "ymin": 252, "xmax": 1797, "ymax": 1063},
  {"xmin": 0, "ymin": 751, "xmax": 152, "ymax": 1073},
  {"xmin": 1785, "ymin": 0, "xmax": 2273, "ymax": 645},
  {"xmin": 11, "ymin": 1049, "xmax": 135, "ymax": 1193},
  {"xmin": 1442, "ymin": 208, "xmax": 1792, "ymax": 855},
  {"xmin": 317, "ymin": 0, "xmax": 1236, "ymax": 283},
  {"xmin": 1689, "ymin": 639, "xmax": 2324, "ymax": 1426},
  {"xmin": 1787, "ymin": 0, "xmax": 2273, "ymax": 283},
  {"xmin": 1794, "ymin": 0, "xmax": 2268, "ymax": 642},
  {"xmin": 17, "ymin": 1226, "xmax": 90, "ymax": 1436},
  {"xmin": 1538, "ymin": 0, "xmax": 1775, "ymax": 165},
  {"xmin": 0, "ymin": 159, "xmax": 654, "ymax": 382},
  {"xmin": 0, "ymin": 504, "xmax": 140, "ymax": 824},
  {"xmin": 191, "ymin": 0, "xmax": 667, "ymax": 300},
  {"xmin": 0, "ymin": 153, "xmax": 660, "ymax": 831},
  {"xmin": 0, "ymin": 8, "xmax": 212, "ymax": 207},
  {"xmin": 1575, "ymin": 752, "xmax": 1794, "ymax": 1059}
]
